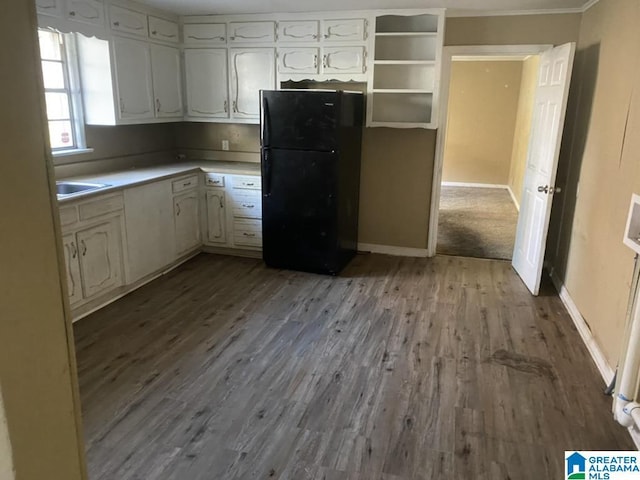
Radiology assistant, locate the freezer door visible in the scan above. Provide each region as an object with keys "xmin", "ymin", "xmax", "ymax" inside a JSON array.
[
  {"xmin": 262, "ymin": 148, "xmax": 339, "ymax": 273},
  {"xmin": 260, "ymin": 90, "xmax": 338, "ymax": 151}
]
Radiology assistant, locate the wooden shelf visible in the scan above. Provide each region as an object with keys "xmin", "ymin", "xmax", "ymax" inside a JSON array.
[
  {"xmin": 374, "ymin": 60, "xmax": 436, "ymax": 65},
  {"xmin": 375, "ymin": 32, "xmax": 437, "ymax": 37},
  {"xmin": 372, "ymin": 88, "xmax": 433, "ymax": 94}
]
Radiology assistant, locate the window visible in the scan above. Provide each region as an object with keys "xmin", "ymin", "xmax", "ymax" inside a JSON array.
[{"xmin": 38, "ymin": 29, "xmax": 88, "ymax": 154}]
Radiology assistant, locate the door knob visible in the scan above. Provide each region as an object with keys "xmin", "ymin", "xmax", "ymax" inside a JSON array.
[{"xmin": 537, "ymin": 185, "xmax": 562, "ymax": 194}]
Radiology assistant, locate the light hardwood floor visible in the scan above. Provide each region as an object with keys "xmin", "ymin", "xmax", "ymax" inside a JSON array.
[{"xmin": 75, "ymin": 253, "xmax": 634, "ymax": 480}]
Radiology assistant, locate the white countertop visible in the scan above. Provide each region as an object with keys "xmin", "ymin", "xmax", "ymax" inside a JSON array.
[{"xmin": 57, "ymin": 161, "xmax": 261, "ymax": 204}]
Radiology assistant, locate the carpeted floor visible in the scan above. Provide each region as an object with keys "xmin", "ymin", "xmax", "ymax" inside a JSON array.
[{"xmin": 437, "ymin": 186, "xmax": 519, "ymax": 260}]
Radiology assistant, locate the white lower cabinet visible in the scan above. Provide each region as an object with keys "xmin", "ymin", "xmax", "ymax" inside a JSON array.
[
  {"xmin": 174, "ymin": 190, "xmax": 201, "ymax": 255},
  {"xmin": 62, "ymin": 233, "xmax": 83, "ymax": 306},
  {"xmin": 62, "ymin": 217, "xmax": 124, "ymax": 306},
  {"xmin": 76, "ymin": 221, "xmax": 123, "ymax": 298},
  {"xmin": 206, "ymin": 189, "xmax": 227, "ymax": 244},
  {"xmin": 124, "ymin": 181, "xmax": 175, "ymax": 284}
]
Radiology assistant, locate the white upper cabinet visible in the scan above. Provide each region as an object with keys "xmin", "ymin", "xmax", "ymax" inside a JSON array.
[
  {"xmin": 151, "ymin": 44, "xmax": 182, "ymax": 118},
  {"xmin": 65, "ymin": 0, "xmax": 104, "ymax": 26},
  {"xmin": 36, "ymin": 0, "xmax": 63, "ymax": 17},
  {"xmin": 184, "ymin": 49, "xmax": 229, "ymax": 118},
  {"xmin": 322, "ymin": 18, "xmax": 367, "ymax": 42},
  {"xmin": 278, "ymin": 48, "xmax": 319, "ymax": 74},
  {"xmin": 323, "ymin": 46, "xmax": 366, "ymax": 74},
  {"xmin": 278, "ymin": 20, "xmax": 319, "ymax": 42},
  {"xmin": 109, "ymin": 5, "xmax": 147, "ymax": 37},
  {"xmin": 113, "ymin": 37, "xmax": 154, "ymax": 120},
  {"xmin": 230, "ymin": 48, "xmax": 276, "ymax": 119},
  {"xmin": 228, "ymin": 22, "xmax": 276, "ymax": 43},
  {"xmin": 183, "ymin": 24, "xmax": 226, "ymax": 44},
  {"xmin": 148, "ymin": 16, "xmax": 179, "ymax": 43}
]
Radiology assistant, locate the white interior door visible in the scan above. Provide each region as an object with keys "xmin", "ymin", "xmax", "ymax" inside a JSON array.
[{"xmin": 512, "ymin": 42, "xmax": 575, "ymax": 295}]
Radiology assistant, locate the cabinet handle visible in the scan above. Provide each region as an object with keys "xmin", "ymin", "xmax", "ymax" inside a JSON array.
[
  {"xmin": 244, "ymin": 182, "xmax": 254, "ymax": 186},
  {"xmin": 313, "ymin": 34, "xmax": 318, "ymax": 39},
  {"xmin": 69, "ymin": 10, "xmax": 76, "ymax": 16},
  {"xmin": 113, "ymin": 21, "xmax": 120, "ymax": 27},
  {"xmin": 224, "ymin": 100, "xmax": 228, "ymax": 113},
  {"xmin": 242, "ymin": 203, "xmax": 255, "ymax": 208},
  {"xmin": 80, "ymin": 240, "xmax": 87, "ymax": 256},
  {"xmin": 313, "ymin": 54, "xmax": 318, "ymax": 69},
  {"xmin": 151, "ymin": 30, "xmax": 157, "ymax": 35},
  {"xmin": 232, "ymin": 101, "xmax": 238, "ymax": 113},
  {"xmin": 230, "ymin": 36, "xmax": 235, "ymax": 40},
  {"xmin": 243, "ymin": 232, "xmax": 256, "ymax": 237},
  {"xmin": 219, "ymin": 197, "xmax": 224, "ymax": 208},
  {"xmin": 176, "ymin": 204, "xmax": 181, "ymax": 216},
  {"xmin": 322, "ymin": 55, "xmax": 327, "ymax": 68},
  {"xmin": 323, "ymin": 33, "xmax": 329, "ymax": 39},
  {"xmin": 210, "ymin": 179, "xmax": 221, "ymax": 185},
  {"xmin": 119, "ymin": 97, "xmax": 124, "ymax": 113},
  {"xmin": 183, "ymin": 181, "xmax": 192, "ymax": 187},
  {"xmin": 156, "ymin": 98, "xmax": 161, "ymax": 113},
  {"xmin": 71, "ymin": 242, "xmax": 78, "ymax": 259}
]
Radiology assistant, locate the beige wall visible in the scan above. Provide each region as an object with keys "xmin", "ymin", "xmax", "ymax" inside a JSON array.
[
  {"xmin": 547, "ymin": 0, "xmax": 640, "ymax": 367},
  {"xmin": 442, "ymin": 60, "xmax": 523, "ymax": 185},
  {"xmin": 0, "ymin": 0, "xmax": 85, "ymax": 479},
  {"xmin": 445, "ymin": 13, "xmax": 583, "ymax": 46},
  {"xmin": 508, "ymin": 55, "xmax": 540, "ymax": 204},
  {"xmin": 174, "ymin": 123, "xmax": 260, "ymax": 153}
]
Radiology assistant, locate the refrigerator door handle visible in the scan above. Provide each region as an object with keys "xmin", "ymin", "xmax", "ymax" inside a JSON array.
[
  {"xmin": 263, "ymin": 149, "xmax": 272, "ymax": 197},
  {"xmin": 261, "ymin": 96, "xmax": 270, "ymax": 147}
]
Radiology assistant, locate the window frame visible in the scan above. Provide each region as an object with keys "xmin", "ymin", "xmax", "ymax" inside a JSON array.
[{"xmin": 38, "ymin": 28, "xmax": 91, "ymax": 157}]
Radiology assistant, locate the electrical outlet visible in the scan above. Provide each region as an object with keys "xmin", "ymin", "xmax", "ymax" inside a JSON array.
[{"xmin": 222, "ymin": 140, "xmax": 230, "ymax": 151}]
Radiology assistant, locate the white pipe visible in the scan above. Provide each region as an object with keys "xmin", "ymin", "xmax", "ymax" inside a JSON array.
[{"xmin": 614, "ymin": 255, "xmax": 640, "ymax": 428}]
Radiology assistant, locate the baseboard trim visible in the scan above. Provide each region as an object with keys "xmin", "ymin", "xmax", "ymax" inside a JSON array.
[
  {"xmin": 549, "ymin": 270, "xmax": 615, "ymax": 385},
  {"xmin": 441, "ymin": 181, "xmax": 509, "ymax": 189},
  {"xmin": 507, "ymin": 186, "xmax": 520, "ymax": 211},
  {"xmin": 358, "ymin": 243, "xmax": 429, "ymax": 258}
]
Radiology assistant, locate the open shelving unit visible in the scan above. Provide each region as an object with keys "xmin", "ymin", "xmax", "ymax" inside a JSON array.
[{"xmin": 367, "ymin": 11, "xmax": 444, "ymax": 128}]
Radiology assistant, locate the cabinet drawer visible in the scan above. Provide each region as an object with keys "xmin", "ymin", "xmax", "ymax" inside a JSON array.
[
  {"xmin": 149, "ymin": 16, "xmax": 179, "ymax": 43},
  {"xmin": 59, "ymin": 205, "xmax": 79, "ymax": 227},
  {"xmin": 183, "ymin": 23, "xmax": 226, "ymax": 44},
  {"xmin": 233, "ymin": 219, "xmax": 262, "ymax": 247},
  {"xmin": 172, "ymin": 175, "xmax": 199, "ymax": 193},
  {"xmin": 109, "ymin": 5, "xmax": 148, "ymax": 37},
  {"xmin": 205, "ymin": 173, "xmax": 225, "ymax": 187},
  {"xmin": 229, "ymin": 22, "xmax": 275, "ymax": 43},
  {"xmin": 232, "ymin": 175, "xmax": 261, "ymax": 190},
  {"xmin": 78, "ymin": 193, "xmax": 124, "ymax": 221},
  {"xmin": 231, "ymin": 191, "xmax": 261, "ymax": 219}
]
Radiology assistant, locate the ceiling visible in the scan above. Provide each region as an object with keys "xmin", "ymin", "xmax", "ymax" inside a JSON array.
[{"xmin": 136, "ymin": 0, "xmax": 593, "ymax": 16}]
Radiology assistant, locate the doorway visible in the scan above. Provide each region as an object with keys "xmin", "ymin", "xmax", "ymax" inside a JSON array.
[{"xmin": 437, "ymin": 55, "xmax": 540, "ymax": 260}]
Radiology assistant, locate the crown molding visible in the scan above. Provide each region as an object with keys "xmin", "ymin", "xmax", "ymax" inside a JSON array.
[
  {"xmin": 446, "ymin": 7, "xmax": 584, "ymax": 17},
  {"xmin": 581, "ymin": 0, "xmax": 601, "ymax": 12}
]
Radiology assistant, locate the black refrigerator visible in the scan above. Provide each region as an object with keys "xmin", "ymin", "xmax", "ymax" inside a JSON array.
[{"xmin": 260, "ymin": 89, "xmax": 364, "ymax": 275}]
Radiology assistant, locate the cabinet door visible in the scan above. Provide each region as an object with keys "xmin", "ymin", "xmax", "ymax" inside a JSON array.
[
  {"xmin": 174, "ymin": 192, "xmax": 201, "ymax": 255},
  {"xmin": 322, "ymin": 19, "xmax": 367, "ymax": 42},
  {"xmin": 113, "ymin": 37, "xmax": 154, "ymax": 121},
  {"xmin": 184, "ymin": 49, "xmax": 229, "ymax": 118},
  {"xmin": 109, "ymin": 5, "xmax": 147, "ymax": 37},
  {"xmin": 278, "ymin": 48, "xmax": 319, "ymax": 74},
  {"xmin": 278, "ymin": 20, "xmax": 319, "ymax": 42},
  {"xmin": 151, "ymin": 44, "xmax": 183, "ymax": 118},
  {"xmin": 62, "ymin": 233, "xmax": 83, "ymax": 306},
  {"xmin": 36, "ymin": 0, "xmax": 63, "ymax": 17},
  {"xmin": 77, "ymin": 220, "xmax": 122, "ymax": 299},
  {"xmin": 148, "ymin": 16, "xmax": 179, "ymax": 44},
  {"xmin": 228, "ymin": 22, "xmax": 275, "ymax": 43},
  {"xmin": 65, "ymin": 0, "xmax": 104, "ymax": 26},
  {"xmin": 230, "ymin": 48, "xmax": 275, "ymax": 119},
  {"xmin": 183, "ymin": 24, "xmax": 226, "ymax": 44},
  {"xmin": 124, "ymin": 181, "xmax": 175, "ymax": 283},
  {"xmin": 322, "ymin": 46, "xmax": 366, "ymax": 74},
  {"xmin": 206, "ymin": 190, "xmax": 227, "ymax": 244}
]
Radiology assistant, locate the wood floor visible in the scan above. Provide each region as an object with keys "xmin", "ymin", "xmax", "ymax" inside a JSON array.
[{"xmin": 75, "ymin": 253, "xmax": 634, "ymax": 480}]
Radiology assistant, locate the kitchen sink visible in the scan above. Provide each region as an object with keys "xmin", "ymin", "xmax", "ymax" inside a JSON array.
[{"xmin": 56, "ymin": 182, "xmax": 110, "ymax": 197}]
